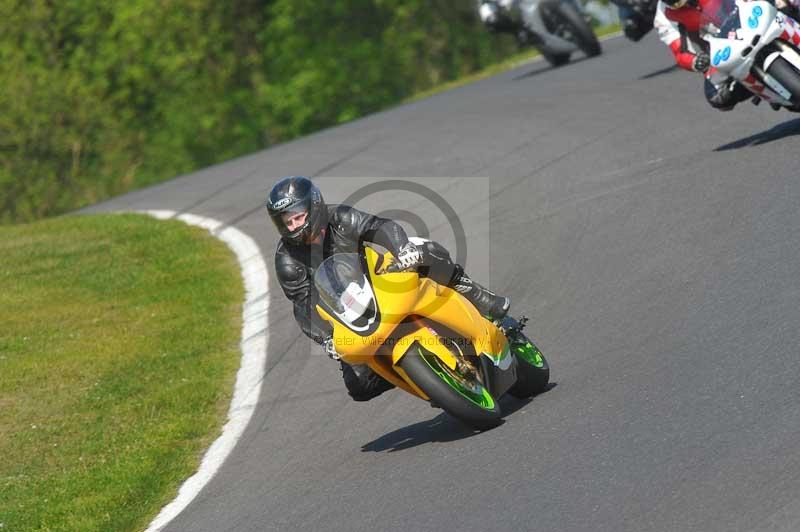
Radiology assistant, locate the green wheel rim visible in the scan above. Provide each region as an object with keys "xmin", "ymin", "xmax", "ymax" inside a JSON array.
[
  {"xmin": 418, "ymin": 348, "xmax": 495, "ymax": 410},
  {"xmin": 514, "ymin": 341, "xmax": 545, "ymax": 368}
]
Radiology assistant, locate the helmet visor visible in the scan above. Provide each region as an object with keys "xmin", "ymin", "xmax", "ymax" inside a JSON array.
[
  {"xmin": 282, "ymin": 207, "xmax": 309, "ymax": 232},
  {"xmin": 270, "ymin": 198, "xmax": 312, "ymax": 239}
]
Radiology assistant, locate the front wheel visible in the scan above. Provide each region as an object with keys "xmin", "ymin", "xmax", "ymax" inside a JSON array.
[
  {"xmin": 542, "ymin": 50, "xmax": 571, "ymax": 67},
  {"xmin": 399, "ymin": 344, "xmax": 502, "ymax": 430},
  {"xmin": 508, "ymin": 338, "xmax": 550, "ymax": 398},
  {"xmin": 500, "ymin": 318, "xmax": 550, "ymax": 398},
  {"xmin": 554, "ymin": 2, "xmax": 602, "ymax": 58},
  {"xmin": 765, "ymin": 55, "xmax": 800, "ymax": 106}
]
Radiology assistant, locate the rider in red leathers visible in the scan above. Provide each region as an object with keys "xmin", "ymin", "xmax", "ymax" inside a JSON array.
[
  {"xmin": 655, "ymin": 0, "xmax": 751, "ymax": 110},
  {"xmin": 655, "ymin": 0, "xmax": 800, "ymax": 110}
]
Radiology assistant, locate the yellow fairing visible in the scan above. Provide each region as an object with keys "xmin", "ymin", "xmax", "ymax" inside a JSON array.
[
  {"xmin": 315, "ymin": 247, "xmax": 508, "ymax": 400},
  {"xmin": 411, "ymin": 277, "xmax": 508, "ymax": 360},
  {"xmin": 389, "ymin": 318, "xmax": 457, "ymax": 370}
]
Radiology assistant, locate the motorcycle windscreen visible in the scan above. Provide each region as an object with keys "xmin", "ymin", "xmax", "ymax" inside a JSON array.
[
  {"xmin": 314, "ymin": 253, "xmax": 378, "ymax": 332},
  {"xmin": 709, "ymin": 0, "xmax": 742, "ymax": 37},
  {"xmin": 688, "ymin": 0, "xmax": 738, "ymax": 31}
]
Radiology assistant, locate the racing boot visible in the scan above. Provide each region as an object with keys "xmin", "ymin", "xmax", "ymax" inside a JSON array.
[
  {"xmin": 706, "ymin": 78, "xmax": 752, "ymax": 111},
  {"xmin": 452, "ymin": 269, "xmax": 511, "ymax": 322},
  {"xmin": 341, "ymin": 362, "xmax": 395, "ymax": 402}
]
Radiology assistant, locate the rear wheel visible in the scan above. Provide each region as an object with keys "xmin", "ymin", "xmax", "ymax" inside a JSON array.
[
  {"xmin": 766, "ymin": 55, "xmax": 800, "ymax": 106},
  {"xmin": 399, "ymin": 343, "xmax": 502, "ymax": 430}
]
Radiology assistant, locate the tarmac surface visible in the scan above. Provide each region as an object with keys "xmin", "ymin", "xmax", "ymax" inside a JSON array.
[{"xmin": 86, "ymin": 33, "xmax": 800, "ymax": 532}]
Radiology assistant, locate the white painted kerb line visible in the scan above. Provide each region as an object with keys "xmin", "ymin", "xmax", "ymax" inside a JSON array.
[{"xmin": 139, "ymin": 210, "xmax": 269, "ymax": 532}]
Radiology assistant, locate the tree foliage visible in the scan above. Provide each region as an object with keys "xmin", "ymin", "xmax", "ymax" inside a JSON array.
[{"xmin": 0, "ymin": 0, "xmax": 515, "ymax": 223}]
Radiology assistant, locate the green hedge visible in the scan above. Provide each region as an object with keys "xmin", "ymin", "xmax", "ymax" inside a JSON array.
[{"xmin": 0, "ymin": 1, "xmax": 516, "ymax": 223}]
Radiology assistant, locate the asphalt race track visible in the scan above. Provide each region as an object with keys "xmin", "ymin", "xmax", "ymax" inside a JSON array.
[{"xmin": 84, "ymin": 33, "xmax": 800, "ymax": 532}]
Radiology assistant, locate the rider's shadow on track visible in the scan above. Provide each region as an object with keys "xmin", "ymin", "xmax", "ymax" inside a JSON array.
[
  {"xmin": 361, "ymin": 383, "xmax": 557, "ymax": 453},
  {"xmin": 715, "ymin": 118, "xmax": 800, "ymax": 151},
  {"xmin": 638, "ymin": 64, "xmax": 679, "ymax": 80}
]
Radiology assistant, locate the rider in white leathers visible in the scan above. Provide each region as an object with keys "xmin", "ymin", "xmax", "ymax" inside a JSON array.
[{"xmin": 478, "ymin": 0, "xmax": 525, "ymax": 36}]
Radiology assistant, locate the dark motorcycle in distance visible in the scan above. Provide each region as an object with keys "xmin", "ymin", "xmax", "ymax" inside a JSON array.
[{"xmin": 611, "ymin": 0, "xmax": 658, "ymax": 42}]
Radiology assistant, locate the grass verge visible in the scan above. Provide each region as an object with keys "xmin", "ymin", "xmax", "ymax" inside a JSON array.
[
  {"xmin": 405, "ymin": 23, "xmax": 622, "ymax": 103},
  {"xmin": 0, "ymin": 214, "xmax": 243, "ymax": 531}
]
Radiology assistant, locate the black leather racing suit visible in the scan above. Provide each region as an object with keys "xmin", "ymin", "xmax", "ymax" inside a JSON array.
[{"xmin": 275, "ymin": 204, "xmax": 463, "ymax": 401}]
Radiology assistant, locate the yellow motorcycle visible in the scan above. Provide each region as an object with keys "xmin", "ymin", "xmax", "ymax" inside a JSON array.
[{"xmin": 314, "ymin": 247, "xmax": 550, "ymax": 430}]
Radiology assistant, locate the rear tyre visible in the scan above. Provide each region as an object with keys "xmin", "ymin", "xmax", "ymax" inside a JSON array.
[
  {"xmin": 399, "ymin": 343, "xmax": 502, "ymax": 430},
  {"xmin": 766, "ymin": 55, "xmax": 800, "ymax": 106},
  {"xmin": 556, "ymin": 2, "xmax": 602, "ymax": 57}
]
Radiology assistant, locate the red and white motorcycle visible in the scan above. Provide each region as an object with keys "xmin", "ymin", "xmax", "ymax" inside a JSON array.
[{"xmin": 705, "ymin": 0, "xmax": 800, "ymax": 109}]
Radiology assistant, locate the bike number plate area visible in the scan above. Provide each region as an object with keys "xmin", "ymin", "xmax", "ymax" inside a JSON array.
[
  {"xmin": 713, "ymin": 45, "xmax": 733, "ymax": 66},
  {"xmin": 707, "ymin": 37, "xmax": 748, "ymax": 70},
  {"xmin": 743, "ymin": 1, "xmax": 778, "ymax": 33}
]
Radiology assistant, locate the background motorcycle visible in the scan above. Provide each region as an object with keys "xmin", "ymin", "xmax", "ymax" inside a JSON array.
[
  {"xmin": 611, "ymin": 0, "xmax": 659, "ymax": 41},
  {"xmin": 486, "ymin": 0, "xmax": 603, "ymax": 66}
]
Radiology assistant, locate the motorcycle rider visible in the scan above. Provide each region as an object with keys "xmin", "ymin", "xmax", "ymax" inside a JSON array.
[
  {"xmin": 267, "ymin": 176, "xmax": 511, "ymax": 402},
  {"xmin": 477, "ymin": 0, "xmax": 529, "ymax": 43},
  {"xmin": 655, "ymin": 0, "xmax": 750, "ymax": 110},
  {"xmin": 655, "ymin": 0, "xmax": 800, "ymax": 110}
]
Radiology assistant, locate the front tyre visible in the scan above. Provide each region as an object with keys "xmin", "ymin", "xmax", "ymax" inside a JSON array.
[
  {"xmin": 399, "ymin": 344, "xmax": 502, "ymax": 430},
  {"xmin": 542, "ymin": 50, "xmax": 572, "ymax": 67},
  {"xmin": 555, "ymin": 2, "xmax": 602, "ymax": 57},
  {"xmin": 500, "ymin": 320, "xmax": 550, "ymax": 398},
  {"xmin": 766, "ymin": 55, "xmax": 800, "ymax": 106}
]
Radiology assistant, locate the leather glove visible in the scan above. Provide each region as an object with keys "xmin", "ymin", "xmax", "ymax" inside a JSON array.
[
  {"xmin": 693, "ymin": 52, "xmax": 710, "ymax": 73},
  {"xmin": 396, "ymin": 242, "xmax": 423, "ymax": 270},
  {"xmin": 323, "ymin": 336, "xmax": 340, "ymax": 361}
]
